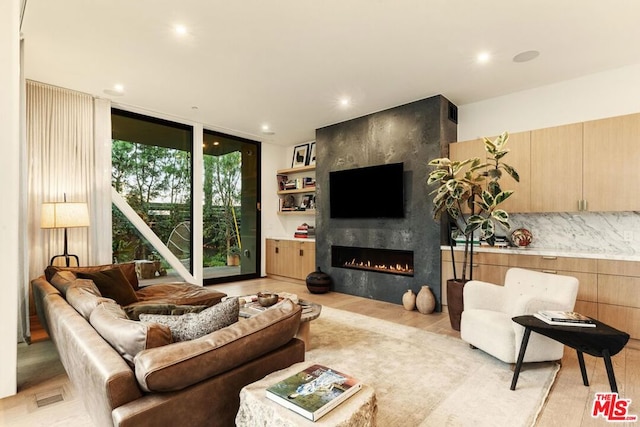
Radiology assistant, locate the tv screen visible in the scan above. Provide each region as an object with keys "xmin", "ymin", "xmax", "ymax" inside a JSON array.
[{"xmin": 330, "ymin": 162, "xmax": 404, "ymax": 219}]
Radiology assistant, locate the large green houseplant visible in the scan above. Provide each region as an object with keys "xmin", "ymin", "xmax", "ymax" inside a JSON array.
[{"xmin": 427, "ymin": 131, "xmax": 519, "ymax": 330}]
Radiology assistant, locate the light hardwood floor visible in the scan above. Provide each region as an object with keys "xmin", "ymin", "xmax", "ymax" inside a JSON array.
[{"xmin": 4, "ymin": 276, "xmax": 639, "ymax": 426}]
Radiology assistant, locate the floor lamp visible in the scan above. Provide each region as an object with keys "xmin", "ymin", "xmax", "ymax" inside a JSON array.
[{"xmin": 41, "ymin": 200, "xmax": 90, "ymax": 267}]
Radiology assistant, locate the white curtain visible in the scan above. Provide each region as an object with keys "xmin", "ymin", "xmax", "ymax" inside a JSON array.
[{"xmin": 26, "ymin": 81, "xmax": 112, "ymax": 334}]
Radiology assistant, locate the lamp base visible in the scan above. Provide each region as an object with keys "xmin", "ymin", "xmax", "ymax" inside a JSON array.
[{"xmin": 49, "ymin": 253, "xmax": 80, "ymax": 267}]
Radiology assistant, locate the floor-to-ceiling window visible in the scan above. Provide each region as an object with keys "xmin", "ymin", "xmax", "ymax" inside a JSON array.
[
  {"xmin": 202, "ymin": 130, "xmax": 260, "ymax": 284},
  {"xmin": 111, "ymin": 109, "xmax": 260, "ymax": 285}
]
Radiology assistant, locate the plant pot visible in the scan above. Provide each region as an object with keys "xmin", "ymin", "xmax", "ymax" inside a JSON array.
[
  {"xmin": 226, "ymin": 254, "xmax": 240, "ymax": 266},
  {"xmin": 306, "ymin": 267, "xmax": 332, "ymax": 294},
  {"xmin": 446, "ymin": 279, "xmax": 468, "ymax": 331}
]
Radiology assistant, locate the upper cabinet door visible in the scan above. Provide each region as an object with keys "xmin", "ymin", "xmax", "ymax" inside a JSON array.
[
  {"xmin": 530, "ymin": 123, "xmax": 583, "ymax": 212},
  {"xmin": 449, "ymin": 132, "xmax": 530, "ymax": 213},
  {"xmin": 495, "ymin": 131, "xmax": 530, "ymax": 214},
  {"xmin": 583, "ymin": 113, "xmax": 640, "ymax": 212}
]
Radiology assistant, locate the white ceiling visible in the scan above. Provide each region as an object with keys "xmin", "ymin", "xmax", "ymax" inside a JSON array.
[{"xmin": 22, "ymin": 0, "xmax": 640, "ymax": 146}]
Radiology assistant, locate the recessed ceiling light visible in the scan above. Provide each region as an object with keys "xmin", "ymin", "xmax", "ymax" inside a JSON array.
[
  {"xmin": 513, "ymin": 50, "xmax": 540, "ymax": 63},
  {"xmin": 477, "ymin": 52, "xmax": 490, "ymax": 64},
  {"xmin": 261, "ymin": 124, "xmax": 275, "ymax": 135},
  {"xmin": 339, "ymin": 97, "xmax": 351, "ymax": 107},
  {"xmin": 213, "ymin": 141, "xmax": 220, "ymax": 146},
  {"xmin": 103, "ymin": 83, "xmax": 125, "ymax": 96},
  {"xmin": 174, "ymin": 25, "xmax": 187, "ymax": 36}
]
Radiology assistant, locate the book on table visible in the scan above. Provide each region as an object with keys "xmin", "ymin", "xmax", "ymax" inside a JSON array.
[
  {"xmin": 534, "ymin": 311, "xmax": 596, "ymax": 327},
  {"xmin": 265, "ymin": 364, "xmax": 362, "ymax": 421}
]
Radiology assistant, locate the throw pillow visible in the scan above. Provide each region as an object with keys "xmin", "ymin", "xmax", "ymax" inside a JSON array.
[
  {"xmin": 49, "ymin": 270, "xmax": 78, "ymax": 296},
  {"xmin": 65, "ymin": 278, "xmax": 114, "ymax": 320},
  {"xmin": 45, "ymin": 262, "xmax": 140, "ymax": 290},
  {"xmin": 90, "ymin": 301, "xmax": 172, "ymax": 365},
  {"xmin": 77, "ymin": 267, "xmax": 139, "ymax": 306},
  {"xmin": 139, "ymin": 297, "xmax": 239, "ymax": 342},
  {"xmin": 124, "ymin": 304, "xmax": 209, "ymax": 321}
]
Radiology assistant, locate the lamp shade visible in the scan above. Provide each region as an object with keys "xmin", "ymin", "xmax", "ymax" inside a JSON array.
[{"xmin": 41, "ymin": 202, "xmax": 90, "ymax": 229}]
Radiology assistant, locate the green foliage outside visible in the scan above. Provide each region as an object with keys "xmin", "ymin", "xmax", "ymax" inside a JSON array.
[{"xmin": 112, "ymin": 140, "xmax": 241, "ymax": 269}]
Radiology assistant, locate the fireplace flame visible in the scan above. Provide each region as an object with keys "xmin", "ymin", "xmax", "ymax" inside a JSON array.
[{"xmin": 345, "ymin": 258, "xmax": 414, "ymax": 275}]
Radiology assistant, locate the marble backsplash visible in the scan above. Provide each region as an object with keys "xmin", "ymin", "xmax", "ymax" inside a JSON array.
[{"xmin": 506, "ymin": 211, "xmax": 640, "ymax": 256}]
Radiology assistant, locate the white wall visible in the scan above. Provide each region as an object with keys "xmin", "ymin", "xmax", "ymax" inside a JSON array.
[
  {"xmin": 458, "ymin": 63, "xmax": 640, "ymax": 141},
  {"xmin": 0, "ymin": 0, "xmax": 21, "ymax": 399}
]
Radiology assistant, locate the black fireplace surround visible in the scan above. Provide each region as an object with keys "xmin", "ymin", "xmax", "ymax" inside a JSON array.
[{"xmin": 315, "ymin": 95, "xmax": 457, "ymax": 308}]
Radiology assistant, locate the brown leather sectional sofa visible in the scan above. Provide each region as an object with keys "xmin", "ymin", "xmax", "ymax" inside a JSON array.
[{"xmin": 31, "ymin": 265, "xmax": 305, "ymax": 427}]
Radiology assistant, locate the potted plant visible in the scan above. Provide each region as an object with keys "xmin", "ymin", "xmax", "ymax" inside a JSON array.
[
  {"xmin": 427, "ymin": 131, "xmax": 519, "ymax": 330},
  {"xmin": 227, "ymin": 246, "xmax": 241, "ymax": 266}
]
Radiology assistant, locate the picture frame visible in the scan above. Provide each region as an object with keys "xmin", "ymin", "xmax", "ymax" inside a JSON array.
[
  {"xmin": 306, "ymin": 141, "xmax": 316, "ymax": 166},
  {"xmin": 291, "ymin": 143, "xmax": 309, "ymax": 168}
]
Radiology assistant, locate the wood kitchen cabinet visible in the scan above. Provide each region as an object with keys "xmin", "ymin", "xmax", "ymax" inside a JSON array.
[
  {"xmin": 448, "ymin": 132, "xmax": 530, "ymax": 213},
  {"xmin": 530, "ymin": 123, "xmax": 583, "ymax": 212},
  {"xmin": 266, "ymin": 238, "xmax": 316, "ymax": 281},
  {"xmin": 451, "ymin": 112, "xmax": 640, "ymax": 213},
  {"xmin": 596, "ymin": 259, "xmax": 640, "ymax": 339},
  {"xmin": 583, "ymin": 112, "xmax": 640, "ymax": 212}
]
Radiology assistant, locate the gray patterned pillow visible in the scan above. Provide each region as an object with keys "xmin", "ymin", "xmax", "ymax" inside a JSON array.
[{"xmin": 139, "ymin": 297, "xmax": 239, "ymax": 342}]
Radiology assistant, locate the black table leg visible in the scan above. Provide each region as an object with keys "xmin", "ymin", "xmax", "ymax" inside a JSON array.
[
  {"xmin": 511, "ymin": 327, "xmax": 532, "ymax": 391},
  {"xmin": 576, "ymin": 350, "xmax": 589, "ymax": 386},
  {"xmin": 602, "ymin": 349, "xmax": 618, "ymax": 393}
]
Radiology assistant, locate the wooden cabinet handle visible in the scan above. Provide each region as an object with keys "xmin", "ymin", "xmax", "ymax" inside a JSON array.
[
  {"xmin": 300, "ymin": 249, "xmax": 304, "ymax": 256},
  {"xmin": 275, "ymin": 247, "xmax": 279, "ymax": 254},
  {"xmin": 542, "ymin": 256, "xmax": 557, "ymax": 260},
  {"xmin": 542, "ymin": 269, "xmax": 557, "ymax": 274}
]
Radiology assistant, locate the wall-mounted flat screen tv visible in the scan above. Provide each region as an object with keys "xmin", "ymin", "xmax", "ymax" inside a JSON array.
[{"xmin": 329, "ymin": 162, "xmax": 404, "ymax": 219}]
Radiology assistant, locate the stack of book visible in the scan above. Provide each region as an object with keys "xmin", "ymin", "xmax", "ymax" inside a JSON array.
[
  {"xmin": 266, "ymin": 364, "xmax": 362, "ymax": 421},
  {"xmin": 533, "ymin": 310, "xmax": 596, "ymax": 327},
  {"xmin": 303, "ymin": 177, "xmax": 316, "ymax": 188},
  {"xmin": 294, "ymin": 223, "xmax": 315, "ymax": 239}
]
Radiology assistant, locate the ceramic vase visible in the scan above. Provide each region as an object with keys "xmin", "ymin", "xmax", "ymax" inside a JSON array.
[
  {"xmin": 402, "ymin": 289, "xmax": 416, "ymax": 311},
  {"xmin": 305, "ymin": 267, "xmax": 332, "ymax": 294},
  {"xmin": 416, "ymin": 285, "xmax": 436, "ymax": 314}
]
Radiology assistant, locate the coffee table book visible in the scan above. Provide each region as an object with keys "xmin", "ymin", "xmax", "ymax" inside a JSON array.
[
  {"xmin": 265, "ymin": 364, "xmax": 362, "ymax": 421},
  {"xmin": 533, "ymin": 312, "xmax": 596, "ymax": 327}
]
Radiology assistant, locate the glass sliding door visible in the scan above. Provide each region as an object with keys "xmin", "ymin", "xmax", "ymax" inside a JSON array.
[
  {"xmin": 111, "ymin": 109, "xmax": 193, "ymax": 284},
  {"xmin": 202, "ymin": 130, "xmax": 260, "ymax": 284}
]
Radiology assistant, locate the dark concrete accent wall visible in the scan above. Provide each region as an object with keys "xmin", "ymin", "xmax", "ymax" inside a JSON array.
[{"xmin": 315, "ymin": 95, "xmax": 457, "ymax": 308}]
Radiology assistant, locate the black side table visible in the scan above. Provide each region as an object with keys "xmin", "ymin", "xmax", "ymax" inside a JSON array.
[{"xmin": 510, "ymin": 315, "xmax": 630, "ymax": 392}]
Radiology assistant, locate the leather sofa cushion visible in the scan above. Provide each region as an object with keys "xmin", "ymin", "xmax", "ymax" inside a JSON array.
[
  {"xmin": 134, "ymin": 299, "xmax": 302, "ymax": 392},
  {"xmin": 77, "ymin": 267, "xmax": 139, "ymax": 306},
  {"xmin": 139, "ymin": 297, "xmax": 239, "ymax": 342},
  {"xmin": 65, "ymin": 278, "xmax": 114, "ymax": 320},
  {"xmin": 90, "ymin": 301, "xmax": 172, "ymax": 365},
  {"xmin": 133, "ymin": 283, "xmax": 226, "ymax": 307},
  {"xmin": 49, "ymin": 271, "xmax": 78, "ymax": 296},
  {"xmin": 46, "ymin": 262, "xmax": 140, "ymax": 290}
]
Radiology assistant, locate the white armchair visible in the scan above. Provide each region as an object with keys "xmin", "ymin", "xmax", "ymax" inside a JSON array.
[{"xmin": 460, "ymin": 267, "xmax": 579, "ymax": 364}]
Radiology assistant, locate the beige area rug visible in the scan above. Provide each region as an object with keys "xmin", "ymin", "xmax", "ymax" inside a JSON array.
[{"xmin": 306, "ymin": 307, "xmax": 559, "ymax": 427}]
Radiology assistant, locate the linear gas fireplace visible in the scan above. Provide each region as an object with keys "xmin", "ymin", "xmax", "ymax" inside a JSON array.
[{"xmin": 331, "ymin": 245, "xmax": 414, "ymax": 276}]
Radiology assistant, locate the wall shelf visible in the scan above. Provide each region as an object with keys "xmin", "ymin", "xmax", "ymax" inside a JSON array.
[
  {"xmin": 278, "ymin": 210, "xmax": 316, "ymax": 216},
  {"xmin": 278, "ymin": 187, "xmax": 316, "ymax": 195},
  {"xmin": 277, "ymin": 165, "xmax": 316, "ymax": 174}
]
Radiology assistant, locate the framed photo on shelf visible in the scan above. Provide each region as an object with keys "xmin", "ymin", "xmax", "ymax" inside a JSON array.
[
  {"xmin": 291, "ymin": 143, "xmax": 309, "ymax": 168},
  {"xmin": 306, "ymin": 141, "xmax": 316, "ymax": 166}
]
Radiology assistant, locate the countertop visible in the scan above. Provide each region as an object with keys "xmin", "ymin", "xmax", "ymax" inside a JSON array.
[
  {"xmin": 267, "ymin": 236, "xmax": 316, "ymax": 242},
  {"xmin": 440, "ymin": 245, "xmax": 640, "ymax": 262}
]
